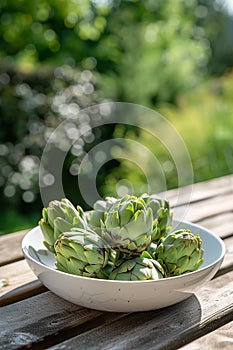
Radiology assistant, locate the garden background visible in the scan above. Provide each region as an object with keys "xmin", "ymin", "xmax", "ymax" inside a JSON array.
[{"xmin": 0, "ymin": 0, "xmax": 233, "ymax": 234}]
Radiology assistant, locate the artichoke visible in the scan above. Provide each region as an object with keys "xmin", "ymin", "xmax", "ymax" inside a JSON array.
[
  {"xmin": 140, "ymin": 194, "xmax": 173, "ymax": 243},
  {"xmin": 87, "ymin": 196, "xmax": 118, "ymax": 229},
  {"xmin": 54, "ymin": 228, "xmax": 110, "ymax": 278},
  {"xmin": 109, "ymin": 256, "xmax": 164, "ymax": 281},
  {"xmin": 99, "ymin": 195, "xmax": 153, "ymax": 255},
  {"xmin": 155, "ymin": 229, "xmax": 204, "ymax": 276},
  {"xmin": 39, "ymin": 198, "xmax": 88, "ymax": 252}
]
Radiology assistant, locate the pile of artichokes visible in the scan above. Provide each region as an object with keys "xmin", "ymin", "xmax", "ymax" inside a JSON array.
[{"xmin": 39, "ymin": 195, "xmax": 204, "ymax": 281}]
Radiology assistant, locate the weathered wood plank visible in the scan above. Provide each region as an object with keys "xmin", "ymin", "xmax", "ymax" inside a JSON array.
[
  {"xmin": 164, "ymin": 174, "xmax": 233, "ymax": 206},
  {"xmin": 46, "ymin": 270, "xmax": 233, "ymax": 350},
  {"xmin": 0, "ymin": 291, "xmax": 126, "ymax": 350},
  {"xmin": 0, "ymin": 175, "xmax": 232, "ymax": 350},
  {"xmin": 0, "ymin": 229, "xmax": 28, "ymax": 266},
  {"xmin": 0, "ymin": 260, "xmax": 37, "ymax": 298},
  {"xmin": 0, "ymin": 280, "xmax": 46, "ymax": 307},
  {"xmin": 174, "ymin": 192, "xmax": 233, "ymax": 223},
  {"xmin": 197, "ymin": 212, "xmax": 233, "ymax": 239},
  {"xmin": 179, "ymin": 320, "xmax": 233, "ymax": 350},
  {"xmin": 1, "ymin": 266, "xmax": 233, "ymax": 350}
]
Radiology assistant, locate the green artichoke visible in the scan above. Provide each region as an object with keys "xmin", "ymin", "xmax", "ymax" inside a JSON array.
[
  {"xmin": 54, "ymin": 228, "xmax": 110, "ymax": 278},
  {"xmin": 39, "ymin": 198, "xmax": 88, "ymax": 252},
  {"xmin": 87, "ymin": 196, "xmax": 118, "ymax": 229},
  {"xmin": 155, "ymin": 229, "xmax": 204, "ymax": 276},
  {"xmin": 140, "ymin": 194, "xmax": 173, "ymax": 243},
  {"xmin": 99, "ymin": 195, "xmax": 153, "ymax": 255},
  {"xmin": 109, "ymin": 256, "xmax": 164, "ymax": 281},
  {"xmin": 146, "ymin": 242, "xmax": 158, "ymax": 258}
]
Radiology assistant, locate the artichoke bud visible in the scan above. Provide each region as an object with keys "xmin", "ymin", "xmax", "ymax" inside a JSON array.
[
  {"xmin": 54, "ymin": 217, "xmax": 73, "ymax": 234},
  {"xmin": 105, "ymin": 210, "xmax": 119, "ymax": 228},
  {"xmin": 155, "ymin": 229, "xmax": 204, "ymax": 276},
  {"xmin": 140, "ymin": 250, "xmax": 153, "ymax": 259},
  {"xmin": 88, "ymin": 196, "xmax": 119, "ymax": 228},
  {"xmin": 146, "ymin": 242, "xmax": 158, "ymax": 258},
  {"xmin": 139, "ymin": 194, "xmax": 173, "ymax": 243},
  {"xmin": 146, "ymin": 199, "xmax": 161, "ymax": 217},
  {"xmin": 105, "ymin": 196, "xmax": 118, "ymax": 210},
  {"xmin": 93, "ymin": 197, "xmax": 118, "ymax": 212},
  {"xmin": 39, "ymin": 219, "xmax": 55, "ymax": 251},
  {"xmin": 119, "ymin": 194, "xmax": 132, "ymax": 203},
  {"xmin": 47, "ymin": 205, "xmax": 66, "ymax": 227},
  {"xmin": 118, "ymin": 201, "xmax": 132, "ymax": 221},
  {"xmin": 39, "ymin": 198, "xmax": 89, "ymax": 252},
  {"xmin": 126, "ymin": 207, "xmax": 153, "ymax": 237},
  {"xmin": 73, "ymin": 215, "xmax": 88, "ymax": 230},
  {"xmin": 98, "ymin": 196, "xmax": 154, "ymax": 255},
  {"xmin": 42, "ymin": 208, "xmax": 48, "ymax": 222},
  {"xmin": 88, "ymin": 209, "xmax": 105, "ymax": 228},
  {"xmin": 93, "ymin": 200, "xmax": 107, "ymax": 211},
  {"xmin": 109, "ymin": 257, "xmax": 164, "ymax": 281},
  {"xmin": 76, "ymin": 205, "xmax": 86, "ymax": 219},
  {"xmin": 54, "ymin": 229, "xmax": 110, "ymax": 278}
]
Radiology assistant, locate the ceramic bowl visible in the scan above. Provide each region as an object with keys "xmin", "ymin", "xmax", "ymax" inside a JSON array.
[{"xmin": 22, "ymin": 220, "xmax": 225, "ymax": 312}]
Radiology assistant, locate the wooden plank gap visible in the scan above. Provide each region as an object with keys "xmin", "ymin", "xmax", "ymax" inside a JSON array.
[
  {"xmin": 188, "ymin": 210, "xmax": 233, "ymax": 226},
  {"xmin": 0, "ymin": 280, "xmax": 47, "ymax": 307},
  {"xmin": 0, "ymin": 256, "xmax": 25, "ymax": 269}
]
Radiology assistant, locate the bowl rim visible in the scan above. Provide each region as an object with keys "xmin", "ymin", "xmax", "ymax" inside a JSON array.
[{"xmin": 22, "ymin": 220, "xmax": 225, "ymax": 284}]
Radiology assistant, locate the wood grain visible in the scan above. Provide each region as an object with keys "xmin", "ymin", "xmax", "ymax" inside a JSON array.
[
  {"xmin": 47, "ymin": 270, "xmax": 233, "ymax": 350},
  {"xmin": 164, "ymin": 174, "xmax": 233, "ymax": 206},
  {"xmin": 174, "ymin": 192, "xmax": 233, "ymax": 223},
  {"xmin": 197, "ymin": 212, "xmax": 233, "ymax": 238},
  {"xmin": 0, "ymin": 292, "xmax": 126, "ymax": 350},
  {"xmin": 0, "ymin": 229, "xmax": 28, "ymax": 266},
  {"xmin": 0, "ymin": 260, "xmax": 36, "ymax": 298},
  {"xmin": 0, "ymin": 269, "xmax": 232, "ymax": 350},
  {"xmin": 0, "ymin": 280, "xmax": 46, "ymax": 307},
  {"xmin": 0, "ymin": 175, "xmax": 232, "ymax": 350},
  {"xmin": 179, "ymin": 320, "xmax": 233, "ymax": 350}
]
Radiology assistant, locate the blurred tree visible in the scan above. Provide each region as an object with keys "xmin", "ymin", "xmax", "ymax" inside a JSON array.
[
  {"xmin": 0, "ymin": 0, "xmax": 110, "ymax": 67},
  {"xmin": 1, "ymin": 0, "xmax": 229, "ymax": 102},
  {"xmin": 0, "ymin": 0, "xmax": 232, "ymax": 233},
  {"xmin": 0, "ymin": 65, "xmax": 100, "ymax": 232},
  {"xmin": 194, "ymin": 0, "xmax": 233, "ymax": 75}
]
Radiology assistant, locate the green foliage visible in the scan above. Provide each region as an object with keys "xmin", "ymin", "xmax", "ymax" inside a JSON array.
[
  {"xmin": 0, "ymin": 210, "xmax": 39, "ymax": 235},
  {"xmin": 1, "ymin": 0, "xmax": 227, "ymax": 102},
  {"xmin": 100, "ymin": 0, "xmax": 210, "ymax": 105},
  {"xmin": 102, "ymin": 73, "xmax": 233, "ymax": 194},
  {"xmin": 0, "ymin": 0, "xmax": 109, "ymax": 68},
  {"xmin": 0, "ymin": 65, "xmax": 99, "ymax": 218},
  {"xmin": 0, "ymin": 0, "xmax": 232, "ymax": 234}
]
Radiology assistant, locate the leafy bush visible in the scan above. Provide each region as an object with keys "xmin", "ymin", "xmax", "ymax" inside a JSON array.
[
  {"xmin": 103, "ymin": 73, "xmax": 233, "ymax": 193},
  {"xmin": 0, "ymin": 65, "xmax": 101, "ymax": 232}
]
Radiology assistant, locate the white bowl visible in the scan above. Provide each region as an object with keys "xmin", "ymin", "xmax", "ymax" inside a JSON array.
[{"xmin": 22, "ymin": 220, "xmax": 225, "ymax": 312}]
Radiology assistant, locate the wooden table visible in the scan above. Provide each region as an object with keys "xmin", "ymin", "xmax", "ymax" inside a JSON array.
[{"xmin": 1, "ymin": 175, "xmax": 233, "ymax": 350}]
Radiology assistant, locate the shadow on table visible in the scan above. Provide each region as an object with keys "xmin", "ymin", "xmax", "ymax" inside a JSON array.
[{"xmin": 68, "ymin": 294, "xmax": 202, "ymax": 349}]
